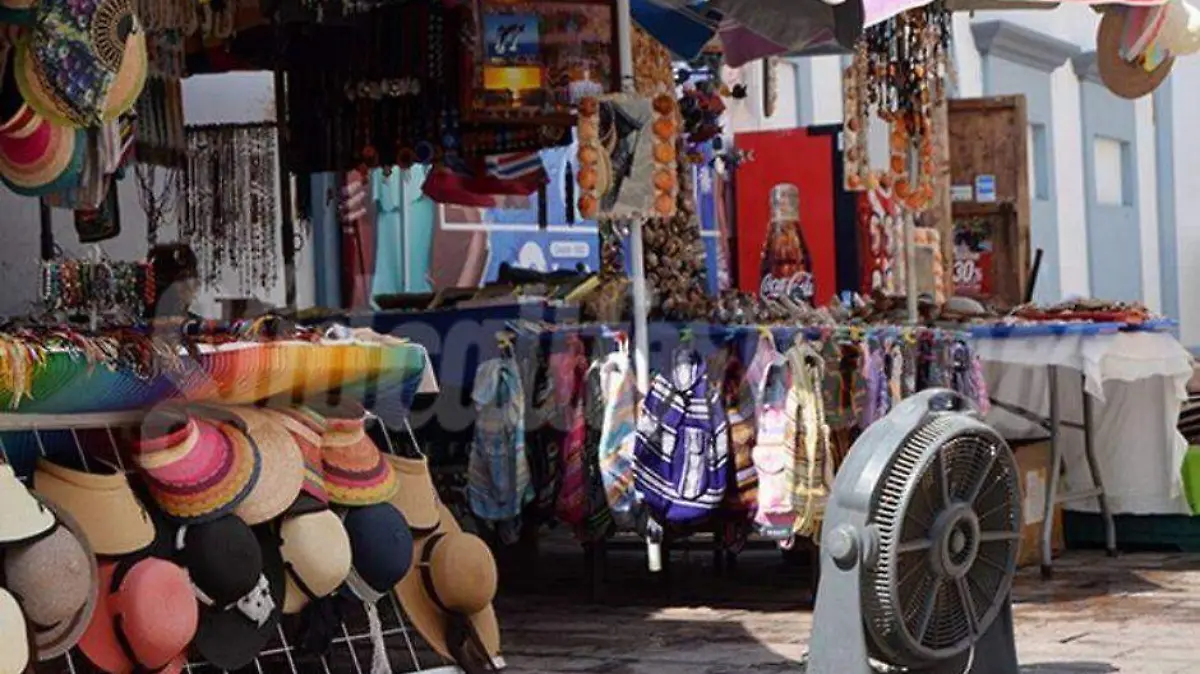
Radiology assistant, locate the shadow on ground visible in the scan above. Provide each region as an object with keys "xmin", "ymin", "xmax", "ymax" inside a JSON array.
[{"xmin": 1020, "ymin": 663, "xmax": 1118, "ymax": 673}]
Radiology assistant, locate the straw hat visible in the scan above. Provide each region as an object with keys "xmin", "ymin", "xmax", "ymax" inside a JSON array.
[
  {"xmin": 396, "ymin": 503, "xmax": 501, "ymax": 665},
  {"xmin": 266, "ymin": 406, "xmax": 330, "ymax": 505},
  {"xmin": 310, "ymin": 402, "xmax": 398, "ymax": 506},
  {"xmin": 278, "ymin": 508, "xmax": 352, "ymax": 615},
  {"xmin": 386, "ymin": 454, "xmax": 440, "ymax": 534},
  {"xmin": 0, "ymin": 587, "xmax": 32, "ymax": 674},
  {"xmin": 33, "ymin": 458, "xmax": 155, "ymax": 556},
  {"xmin": 3, "ymin": 501, "xmax": 99, "ymax": 661},
  {"xmin": 1097, "ymin": 6, "xmax": 1175, "ymax": 99},
  {"xmin": 198, "ymin": 406, "xmax": 306, "ymax": 525},
  {"xmin": 78, "ymin": 558, "xmax": 199, "ymax": 674},
  {"xmin": 14, "ymin": 0, "xmax": 147, "ymax": 127},
  {"xmin": 130, "ymin": 408, "xmax": 261, "ymax": 523},
  {"xmin": 0, "ymin": 463, "xmax": 56, "ymax": 547}
]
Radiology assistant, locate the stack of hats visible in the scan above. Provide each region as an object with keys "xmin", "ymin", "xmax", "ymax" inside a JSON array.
[
  {"xmin": 0, "ymin": 462, "xmax": 98, "ymax": 673},
  {"xmin": 0, "ymin": 0, "xmax": 147, "ymax": 199},
  {"xmin": 0, "ymin": 394, "xmax": 506, "ymax": 673}
]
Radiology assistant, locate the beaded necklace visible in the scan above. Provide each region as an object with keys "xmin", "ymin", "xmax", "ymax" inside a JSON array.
[{"xmin": 842, "ymin": 3, "xmax": 951, "ymax": 211}]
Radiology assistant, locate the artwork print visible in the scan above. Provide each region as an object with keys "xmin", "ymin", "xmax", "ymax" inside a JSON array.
[
  {"xmin": 483, "ymin": 13, "xmax": 540, "ymax": 61},
  {"xmin": 472, "ymin": 0, "xmax": 617, "ymax": 121}
]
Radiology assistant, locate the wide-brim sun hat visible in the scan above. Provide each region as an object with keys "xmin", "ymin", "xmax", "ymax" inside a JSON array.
[
  {"xmin": 130, "ymin": 407, "xmax": 261, "ymax": 523},
  {"xmin": 33, "ymin": 457, "xmax": 156, "ymax": 556},
  {"xmin": 3, "ymin": 500, "xmax": 99, "ymax": 661},
  {"xmin": 78, "ymin": 558, "xmax": 198, "ymax": 674},
  {"xmin": 0, "ymin": 462, "xmax": 56, "ymax": 547},
  {"xmin": 195, "ymin": 406, "xmax": 306, "ymax": 525},
  {"xmin": 395, "ymin": 503, "xmax": 501, "ymax": 664},
  {"xmin": 0, "ymin": 587, "xmax": 32, "ymax": 674},
  {"xmin": 1097, "ymin": 5, "xmax": 1175, "ymax": 99}
]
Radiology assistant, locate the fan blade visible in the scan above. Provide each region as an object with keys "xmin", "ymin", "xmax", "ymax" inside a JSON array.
[
  {"xmin": 955, "ymin": 576, "xmax": 980, "ymax": 636},
  {"xmin": 965, "ymin": 449, "xmax": 998, "ymax": 505},
  {"xmin": 915, "ymin": 577, "xmax": 942, "ymax": 643},
  {"xmin": 936, "ymin": 452, "xmax": 952, "ymax": 507},
  {"xmin": 898, "ymin": 538, "xmax": 933, "ymax": 554},
  {"xmin": 978, "ymin": 530, "xmax": 1020, "ymax": 543}
]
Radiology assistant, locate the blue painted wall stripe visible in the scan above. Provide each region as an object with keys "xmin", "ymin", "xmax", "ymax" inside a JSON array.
[{"xmin": 1154, "ymin": 80, "xmax": 1180, "ymax": 333}]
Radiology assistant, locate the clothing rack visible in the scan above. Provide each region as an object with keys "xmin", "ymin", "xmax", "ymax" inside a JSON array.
[{"xmin": 487, "ymin": 319, "xmax": 986, "ymax": 602}]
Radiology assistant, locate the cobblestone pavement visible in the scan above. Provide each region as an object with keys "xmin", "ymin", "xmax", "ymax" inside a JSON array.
[{"xmin": 493, "ymin": 548, "xmax": 1200, "ymax": 673}]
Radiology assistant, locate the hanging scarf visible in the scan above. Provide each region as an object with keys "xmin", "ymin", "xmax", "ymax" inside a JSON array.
[
  {"xmin": 552, "ymin": 336, "xmax": 591, "ymax": 533},
  {"xmin": 468, "ymin": 357, "xmax": 532, "ymax": 543}
]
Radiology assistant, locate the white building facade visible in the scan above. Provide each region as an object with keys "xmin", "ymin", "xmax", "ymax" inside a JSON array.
[{"xmin": 0, "ymin": 8, "xmax": 1195, "ymax": 347}]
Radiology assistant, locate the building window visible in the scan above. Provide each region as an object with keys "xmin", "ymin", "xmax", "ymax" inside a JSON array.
[
  {"xmin": 1028, "ymin": 123, "xmax": 1050, "ymax": 201},
  {"xmin": 1093, "ymin": 136, "xmax": 1131, "ymax": 206}
]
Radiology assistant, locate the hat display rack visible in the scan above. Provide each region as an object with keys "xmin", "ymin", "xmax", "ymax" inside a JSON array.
[{"xmin": 0, "ymin": 395, "xmax": 504, "ymax": 674}]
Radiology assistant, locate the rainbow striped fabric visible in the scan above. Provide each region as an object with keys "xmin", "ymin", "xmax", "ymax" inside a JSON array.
[{"xmin": 0, "ymin": 341, "xmax": 430, "ymax": 416}]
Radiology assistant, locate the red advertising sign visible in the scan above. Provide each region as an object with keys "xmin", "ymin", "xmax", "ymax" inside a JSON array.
[{"xmin": 952, "ymin": 217, "xmax": 994, "ymax": 298}]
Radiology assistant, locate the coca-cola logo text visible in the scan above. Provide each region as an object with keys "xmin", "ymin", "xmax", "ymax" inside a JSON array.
[{"xmin": 761, "ymin": 272, "xmax": 814, "ymax": 304}]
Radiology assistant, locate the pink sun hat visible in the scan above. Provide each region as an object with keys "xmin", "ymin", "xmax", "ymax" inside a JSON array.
[{"xmin": 78, "ymin": 558, "xmax": 199, "ymax": 674}]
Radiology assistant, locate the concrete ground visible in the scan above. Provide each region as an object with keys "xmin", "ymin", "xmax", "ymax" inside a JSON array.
[{"xmin": 494, "ymin": 548, "xmax": 1200, "ymax": 673}]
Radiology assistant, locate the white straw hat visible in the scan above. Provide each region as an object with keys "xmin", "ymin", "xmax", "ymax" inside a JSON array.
[
  {"xmin": 0, "ymin": 463, "xmax": 55, "ymax": 548},
  {"xmin": 0, "ymin": 587, "xmax": 31, "ymax": 674}
]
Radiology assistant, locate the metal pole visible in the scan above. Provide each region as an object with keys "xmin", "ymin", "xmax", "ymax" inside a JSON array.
[
  {"xmin": 904, "ymin": 148, "xmax": 919, "ymax": 323},
  {"xmin": 615, "ymin": 0, "xmax": 648, "ymax": 396},
  {"xmin": 614, "ymin": 0, "xmax": 661, "ymax": 573}
]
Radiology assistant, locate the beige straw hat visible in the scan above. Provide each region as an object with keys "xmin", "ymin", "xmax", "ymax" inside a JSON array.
[
  {"xmin": 395, "ymin": 503, "xmax": 501, "ymax": 663},
  {"xmin": 0, "ymin": 463, "xmax": 56, "ymax": 547},
  {"xmin": 279, "ymin": 508, "xmax": 352, "ymax": 615},
  {"xmin": 33, "ymin": 458, "xmax": 155, "ymax": 556},
  {"xmin": 208, "ymin": 406, "xmax": 306, "ymax": 525},
  {"xmin": 0, "ymin": 587, "xmax": 31, "ymax": 674},
  {"xmin": 386, "ymin": 454, "xmax": 440, "ymax": 534},
  {"xmin": 4, "ymin": 501, "xmax": 99, "ymax": 661}
]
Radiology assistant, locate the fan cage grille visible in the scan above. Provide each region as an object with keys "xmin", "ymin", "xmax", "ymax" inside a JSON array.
[{"xmin": 863, "ymin": 414, "xmax": 1021, "ymax": 667}]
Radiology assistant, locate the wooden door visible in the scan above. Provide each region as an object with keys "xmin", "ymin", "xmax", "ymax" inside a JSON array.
[{"xmin": 941, "ymin": 96, "xmax": 1032, "ymax": 308}]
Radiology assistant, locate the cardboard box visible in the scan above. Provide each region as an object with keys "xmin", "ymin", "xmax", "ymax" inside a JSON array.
[{"xmin": 1012, "ymin": 439, "xmax": 1065, "ymax": 567}]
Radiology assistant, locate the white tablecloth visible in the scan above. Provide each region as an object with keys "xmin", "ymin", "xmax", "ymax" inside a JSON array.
[{"xmin": 972, "ymin": 332, "xmax": 1194, "ymax": 515}]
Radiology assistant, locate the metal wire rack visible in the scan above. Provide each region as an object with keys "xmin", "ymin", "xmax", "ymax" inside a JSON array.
[{"xmin": 0, "ymin": 417, "xmax": 465, "ymax": 674}]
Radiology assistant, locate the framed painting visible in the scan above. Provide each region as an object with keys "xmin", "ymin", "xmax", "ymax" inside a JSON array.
[{"xmin": 468, "ymin": 0, "xmax": 620, "ymax": 124}]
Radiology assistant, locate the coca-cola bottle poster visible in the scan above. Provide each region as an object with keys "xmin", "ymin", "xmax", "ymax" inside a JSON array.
[{"xmin": 759, "ymin": 183, "xmax": 815, "ymax": 304}]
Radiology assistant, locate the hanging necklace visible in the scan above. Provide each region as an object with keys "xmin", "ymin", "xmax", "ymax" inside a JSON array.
[
  {"xmin": 135, "ymin": 162, "xmax": 178, "ymax": 247},
  {"xmin": 842, "ymin": 3, "xmax": 950, "ymax": 211}
]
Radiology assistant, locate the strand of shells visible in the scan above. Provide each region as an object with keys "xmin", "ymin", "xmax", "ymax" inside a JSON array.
[{"xmin": 645, "ymin": 161, "xmax": 711, "ymax": 321}]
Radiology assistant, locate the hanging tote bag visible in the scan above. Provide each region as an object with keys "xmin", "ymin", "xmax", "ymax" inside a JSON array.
[
  {"xmin": 596, "ymin": 344, "xmax": 642, "ymax": 531},
  {"xmin": 468, "ymin": 357, "xmax": 533, "ymax": 544},
  {"xmin": 633, "ymin": 353, "xmax": 729, "ymax": 527},
  {"xmin": 789, "ymin": 342, "xmax": 833, "ymax": 539},
  {"xmin": 751, "ymin": 348, "xmax": 797, "ymax": 540}
]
